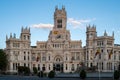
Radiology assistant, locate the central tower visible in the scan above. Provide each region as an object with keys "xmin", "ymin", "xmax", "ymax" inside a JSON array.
[
  {"xmin": 48, "ymin": 6, "xmax": 70, "ymax": 41},
  {"xmin": 54, "ymin": 6, "xmax": 67, "ymax": 30}
]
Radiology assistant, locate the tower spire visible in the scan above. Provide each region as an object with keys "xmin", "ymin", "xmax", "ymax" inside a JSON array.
[
  {"xmin": 104, "ymin": 30, "xmax": 107, "ymax": 36},
  {"xmin": 10, "ymin": 33, "xmax": 12, "ymax": 38},
  {"xmin": 6, "ymin": 35, "xmax": 8, "ymax": 40},
  {"xmin": 21, "ymin": 26, "xmax": 23, "ymax": 32},
  {"xmin": 112, "ymin": 31, "xmax": 114, "ymax": 37},
  {"xmin": 29, "ymin": 27, "xmax": 30, "ymax": 32},
  {"xmin": 55, "ymin": 5, "xmax": 58, "ymax": 11},
  {"xmin": 54, "ymin": 6, "xmax": 67, "ymax": 30},
  {"xmin": 14, "ymin": 33, "xmax": 16, "ymax": 38},
  {"xmin": 62, "ymin": 5, "xmax": 65, "ymax": 10}
]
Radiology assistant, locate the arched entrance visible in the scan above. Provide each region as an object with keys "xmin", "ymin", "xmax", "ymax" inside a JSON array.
[{"xmin": 53, "ymin": 55, "xmax": 63, "ymax": 72}]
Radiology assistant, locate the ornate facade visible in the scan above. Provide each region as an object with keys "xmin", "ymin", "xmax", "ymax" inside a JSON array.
[{"xmin": 5, "ymin": 7, "xmax": 120, "ymax": 73}]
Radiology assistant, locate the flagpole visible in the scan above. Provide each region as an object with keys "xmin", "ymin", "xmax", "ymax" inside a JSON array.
[
  {"xmin": 113, "ymin": 47, "xmax": 114, "ymax": 80},
  {"xmin": 94, "ymin": 47, "xmax": 101, "ymax": 80},
  {"xmin": 95, "ymin": 47, "xmax": 101, "ymax": 80},
  {"xmin": 98, "ymin": 56, "xmax": 100, "ymax": 80},
  {"xmin": 98, "ymin": 47, "xmax": 101, "ymax": 80},
  {"xmin": 99, "ymin": 68, "xmax": 100, "ymax": 80}
]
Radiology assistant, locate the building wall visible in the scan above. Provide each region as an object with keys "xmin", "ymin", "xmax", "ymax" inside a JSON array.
[{"xmin": 5, "ymin": 7, "xmax": 120, "ymax": 73}]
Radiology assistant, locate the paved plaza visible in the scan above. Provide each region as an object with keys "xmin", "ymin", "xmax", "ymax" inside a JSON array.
[
  {"xmin": 0, "ymin": 76, "xmax": 114, "ymax": 80},
  {"xmin": 56, "ymin": 72, "xmax": 113, "ymax": 78},
  {"xmin": 0, "ymin": 72, "xmax": 117, "ymax": 80}
]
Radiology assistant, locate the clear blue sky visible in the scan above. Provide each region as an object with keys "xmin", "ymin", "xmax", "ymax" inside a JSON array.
[{"xmin": 0, "ymin": 0, "xmax": 120, "ymax": 49}]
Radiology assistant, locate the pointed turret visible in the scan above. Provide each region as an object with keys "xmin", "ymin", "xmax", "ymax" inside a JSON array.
[
  {"xmin": 92, "ymin": 24, "xmax": 96, "ymax": 28},
  {"xmin": 10, "ymin": 33, "xmax": 12, "ymax": 38},
  {"xmin": 62, "ymin": 5, "xmax": 65, "ymax": 10},
  {"xmin": 21, "ymin": 26, "xmax": 23, "ymax": 32},
  {"xmin": 6, "ymin": 35, "xmax": 8, "ymax": 40},
  {"xmin": 55, "ymin": 5, "xmax": 58, "ymax": 11},
  {"xmin": 14, "ymin": 33, "xmax": 16, "ymax": 38},
  {"xmin": 28, "ymin": 27, "xmax": 30, "ymax": 32},
  {"xmin": 112, "ymin": 31, "xmax": 114, "ymax": 37},
  {"xmin": 104, "ymin": 30, "xmax": 107, "ymax": 36}
]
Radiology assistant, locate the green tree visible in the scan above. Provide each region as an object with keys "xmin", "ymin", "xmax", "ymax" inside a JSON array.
[
  {"xmin": 18, "ymin": 66, "xmax": 30, "ymax": 76},
  {"xmin": 114, "ymin": 70, "xmax": 119, "ymax": 80},
  {"xmin": 0, "ymin": 49, "xmax": 8, "ymax": 72},
  {"xmin": 33, "ymin": 67, "xmax": 38, "ymax": 75},
  {"xmin": 80, "ymin": 69, "xmax": 86, "ymax": 80},
  {"xmin": 18, "ymin": 66, "xmax": 24, "ymax": 75},
  {"xmin": 38, "ymin": 71, "xmax": 43, "ymax": 77},
  {"xmin": 118, "ymin": 65, "xmax": 120, "ymax": 71},
  {"xmin": 48, "ymin": 70, "xmax": 55, "ymax": 78},
  {"xmin": 24, "ymin": 67, "xmax": 30, "ymax": 76}
]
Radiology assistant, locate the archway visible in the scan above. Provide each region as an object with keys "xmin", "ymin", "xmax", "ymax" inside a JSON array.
[{"xmin": 53, "ymin": 55, "xmax": 63, "ymax": 72}]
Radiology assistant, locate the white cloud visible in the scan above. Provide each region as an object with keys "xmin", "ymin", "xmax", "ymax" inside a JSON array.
[
  {"xmin": 67, "ymin": 18, "xmax": 96, "ymax": 28},
  {"xmin": 31, "ymin": 23, "xmax": 53, "ymax": 29},
  {"xmin": 31, "ymin": 18, "xmax": 96, "ymax": 30}
]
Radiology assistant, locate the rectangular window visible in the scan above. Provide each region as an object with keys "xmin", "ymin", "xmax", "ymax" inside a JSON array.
[
  {"xmin": 76, "ymin": 56, "xmax": 80, "ymax": 60},
  {"xmin": 57, "ymin": 19, "xmax": 62, "ymax": 23},
  {"xmin": 28, "ymin": 52, "xmax": 29, "ymax": 60},
  {"xmin": 28, "ymin": 36, "xmax": 30, "ymax": 40},
  {"xmin": 77, "ymin": 64, "xmax": 79, "ymax": 69},
  {"xmin": 24, "ymin": 56, "xmax": 26, "ymax": 60},
  {"xmin": 66, "ymin": 64, "xmax": 67, "ymax": 70},
  {"xmin": 42, "ymin": 64, "xmax": 45, "ymax": 71},
  {"xmin": 28, "ymin": 56, "xmax": 29, "ymax": 60},
  {"xmin": 18, "ymin": 63, "xmax": 20, "ymax": 67},
  {"xmin": 49, "ymin": 64, "xmax": 50, "ymax": 70},
  {"xmin": 13, "ymin": 63, "xmax": 15, "ymax": 70},
  {"xmin": 38, "ymin": 64, "xmax": 40, "ymax": 70},
  {"xmin": 24, "ymin": 63, "xmax": 26, "ymax": 67},
  {"xmin": 71, "ymin": 64, "xmax": 74, "ymax": 71},
  {"xmin": 114, "ymin": 55, "xmax": 116, "ymax": 60},
  {"xmin": 71, "ymin": 56, "xmax": 75, "ymax": 60},
  {"xmin": 42, "ymin": 57, "xmax": 46, "ymax": 61},
  {"xmin": 99, "ymin": 54, "xmax": 101, "ymax": 59},
  {"xmin": 119, "ymin": 55, "xmax": 120, "ymax": 60},
  {"xmin": 57, "ymin": 25, "xmax": 62, "ymax": 28},
  {"xmin": 66, "ymin": 56, "xmax": 68, "ymax": 61},
  {"xmin": 49, "ymin": 56, "xmax": 50, "ymax": 61},
  {"xmin": 16, "ymin": 63, "xmax": 17, "ymax": 70},
  {"xmin": 102, "ymin": 63, "xmax": 103, "ymax": 70},
  {"xmin": 24, "ymin": 35, "xmax": 26, "ymax": 40},
  {"xmin": 28, "ymin": 64, "xmax": 29, "ymax": 67}
]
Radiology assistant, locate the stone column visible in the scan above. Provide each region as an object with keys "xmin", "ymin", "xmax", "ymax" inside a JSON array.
[
  {"xmin": 103, "ymin": 39, "xmax": 107, "ymax": 72},
  {"xmin": 10, "ymin": 62, "xmax": 13, "ymax": 72}
]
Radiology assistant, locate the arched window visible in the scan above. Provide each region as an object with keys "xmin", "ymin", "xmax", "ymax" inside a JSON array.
[
  {"xmin": 102, "ymin": 62, "xmax": 103, "ymax": 70},
  {"xmin": 28, "ymin": 36, "xmax": 30, "ymax": 40},
  {"xmin": 56, "ymin": 58, "xmax": 60, "ymax": 62},
  {"xmin": 49, "ymin": 56, "xmax": 50, "ymax": 61},
  {"xmin": 57, "ymin": 19, "xmax": 62, "ymax": 28},
  {"xmin": 90, "ymin": 63, "xmax": 93, "ymax": 67}
]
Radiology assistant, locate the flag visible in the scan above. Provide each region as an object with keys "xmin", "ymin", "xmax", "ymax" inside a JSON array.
[
  {"xmin": 53, "ymin": 31, "xmax": 58, "ymax": 34},
  {"xmin": 95, "ymin": 48, "xmax": 100, "ymax": 58},
  {"xmin": 36, "ymin": 56, "xmax": 40, "ymax": 62},
  {"xmin": 108, "ymin": 49, "xmax": 113, "ymax": 59}
]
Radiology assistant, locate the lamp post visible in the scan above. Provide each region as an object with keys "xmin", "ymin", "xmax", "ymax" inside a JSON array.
[
  {"xmin": 98, "ymin": 61, "xmax": 101, "ymax": 80},
  {"xmin": 40, "ymin": 68, "xmax": 41, "ymax": 77}
]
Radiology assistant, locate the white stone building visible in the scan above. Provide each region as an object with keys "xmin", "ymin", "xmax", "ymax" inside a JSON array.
[{"xmin": 5, "ymin": 7, "xmax": 120, "ymax": 73}]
